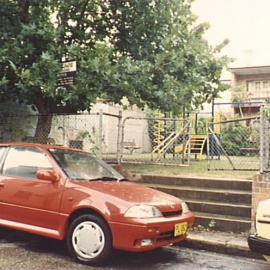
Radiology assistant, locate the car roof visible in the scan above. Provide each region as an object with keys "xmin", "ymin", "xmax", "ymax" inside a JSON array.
[{"xmin": 0, "ymin": 142, "xmax": 83, "ymax": 152}]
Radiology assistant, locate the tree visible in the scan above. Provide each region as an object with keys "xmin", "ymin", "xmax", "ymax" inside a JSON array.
[{"xmin": 0, "ymin": 0, "xmax": 228, "ymax": 143}]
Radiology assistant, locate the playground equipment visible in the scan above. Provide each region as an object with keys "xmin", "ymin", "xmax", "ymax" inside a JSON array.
[
  {"xmin": 151, "ymin": 111, "xmax": 190, "ymax": 162},
  {"xmin": 174, "ymin": 113, "xmax": 214, "ymax": 160},
  {"xmin": 151, "ymin": 112, "xmax": 222, "ymax": 162},
  {"xmin": 175, "ymin": 134, "xmax": 207, "ymax": 160},
  {"xmin": 151, "ymin": 124, "xmax": 189, "ymax": 161},
  {"xmin": 153, "ymin": 111, "xmax": 165, "ymax": 147}
]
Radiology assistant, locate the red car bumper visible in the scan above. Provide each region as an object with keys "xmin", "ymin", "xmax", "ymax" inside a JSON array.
[{"xmin": 109, "ymin": 212, "xmax": 195, "ymax": 252}]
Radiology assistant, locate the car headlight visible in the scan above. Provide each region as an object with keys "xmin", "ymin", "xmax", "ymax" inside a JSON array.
[
  {"xmin": 181, "ymin": 202, "xmax": 190, "ymax": 214},
  {"xmin": 124, "ymin": 205, "xmax": 163, "ymax": 218}
]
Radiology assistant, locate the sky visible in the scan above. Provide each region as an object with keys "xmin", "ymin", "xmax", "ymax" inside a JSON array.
[{"xmin": 192, "ymin": 0, "xmax": 270, "ymax": 68}]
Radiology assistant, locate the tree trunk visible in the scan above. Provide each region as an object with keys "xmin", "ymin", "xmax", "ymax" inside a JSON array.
[
  {"xmin": 34, "ymin": 114, "xmax": 53, "ymax": 144},
  {"xmin": 33, "ymin": 92, "xmax": 78, "ymax": 144}
]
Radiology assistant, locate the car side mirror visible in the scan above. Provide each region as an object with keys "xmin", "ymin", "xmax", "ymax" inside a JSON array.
[{"xmin": 36, "ymin": 169, "xmax": 60, "ymax": 182}]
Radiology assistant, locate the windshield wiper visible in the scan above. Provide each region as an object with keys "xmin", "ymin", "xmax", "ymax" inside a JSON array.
[
  {"xmin": 118, "ymin": 178, "xmax": 129, "ymax": 182},
  {"xmin": 88, "ymin": 177, "xmax": 129, "ymax": 182},
  {"xmin": 88, "ymin": 176, "xmax": 119, "ymax": 182}
]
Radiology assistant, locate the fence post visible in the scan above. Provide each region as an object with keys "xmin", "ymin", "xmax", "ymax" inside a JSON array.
[
  {"xmin": 120, "ymin": 117, "xmax": 128, "ymax": 164},
  {"xmin": 260, "ymin": 108, "xmax": 264, "ymax": 173},
  {"xmin": 97, "ymin": 109, "xmax": 103, "ymax": 159},
  {"xmin": 62, "ymin": 115, "xmax": 67, "ymax": 147},
  {"xmin": 187, "ymin": 117, "xmax": 191, "ymax": 166},
  {"xmin": 206, "ymin": 121, "xmax": 210, "ymax": 171},
  {"xmin": 116, "ymin": 111, "xmax": 123, "ymax": 164},
  {"xmin": 260, "ymin": 107, "xmax": 269, "ymax": 173}
]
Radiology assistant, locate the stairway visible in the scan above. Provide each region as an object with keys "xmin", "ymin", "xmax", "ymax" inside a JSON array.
[
  {"xmin": 136, "ymin": 175, "xmax": 252, "ymax": 233},
  {"xmin": 175, "ymin": 135, "xmax": 207, "ymax": 159},
  {"xmin": 188, "ymin": 135, "xmax": 207, "ymax": 157}
]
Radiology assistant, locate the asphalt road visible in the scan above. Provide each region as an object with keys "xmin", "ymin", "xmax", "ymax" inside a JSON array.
[{"xmin": 0, "ymin": 228, "xmax": 268, "ymax": 270}]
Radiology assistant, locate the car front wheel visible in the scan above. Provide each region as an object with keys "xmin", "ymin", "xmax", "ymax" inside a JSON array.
[{"xmin": 67, "ymin": 214, "xmax": 112, "ymax": 264}]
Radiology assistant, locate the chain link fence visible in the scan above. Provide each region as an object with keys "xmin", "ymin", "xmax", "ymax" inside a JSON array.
[
  {"xmin": 260, "ymin": 107, "xmax": 270, "ymax": 172},
  {"xmin": 208, "ymin": 116, "xmax": 260, "ymax": 171},
  {"xmin": 0, "ymin": 108, "xmax": 265, "ymax": 171},
  {"xmin": 120, "ymin": 117, "xmax": 191, "ymax": 165},
  {"xmin": 0, "ymin": 111, "xmax": 121, "ymax": 161}
]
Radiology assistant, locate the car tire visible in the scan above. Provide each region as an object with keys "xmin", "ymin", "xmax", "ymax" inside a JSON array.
[{"xmin": 67, "ymin": 214, "xmax": 112, "ymax": 265}]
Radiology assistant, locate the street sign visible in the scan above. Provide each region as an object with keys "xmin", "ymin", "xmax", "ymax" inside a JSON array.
[{"xmin": 57, "ymin": 60, "xmax": 77, "ymax": 89}]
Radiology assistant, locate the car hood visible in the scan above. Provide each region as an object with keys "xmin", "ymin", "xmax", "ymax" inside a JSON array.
[{"xmin": 76, "ymin": 181, "xmax": 182, "ymax": 211}]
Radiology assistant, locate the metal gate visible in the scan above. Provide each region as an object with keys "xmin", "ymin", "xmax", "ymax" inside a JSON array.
[{"xmin": 120, "ymin": 116, "xmax": 191, "ymax": 166}]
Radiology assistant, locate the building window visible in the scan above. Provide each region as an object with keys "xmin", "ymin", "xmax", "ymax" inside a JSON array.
[
  {"xmin": 255, "ymin": 81, "xmax": 261, "ymax": 90},
  {"xmin": 247, "ymin": 79, "xmax": 270, "ymax": 100}
]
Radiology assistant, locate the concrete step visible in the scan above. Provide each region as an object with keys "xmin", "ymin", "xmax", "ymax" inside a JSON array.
[
  {"xmin": 186, "ymin": 199, "xmax": 251, "ymax": 218},
  {"xmin": 139, "ymin": 175, "xmax": 252, "ymax": 191},
  {"xmin": 194, "ymin": 212, "xmax": 251, "ymax": 233},
  {"xmin": 145, "ymin": 183, "xmax": 252, "ymax": 204},
  {"xmin": 137, "ymin": 175, "xmax": 252, "ymax": 233}
]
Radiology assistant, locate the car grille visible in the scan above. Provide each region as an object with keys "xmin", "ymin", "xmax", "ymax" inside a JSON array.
[
  {"xmin": 162, "ymin": 210, "xmax": 182, "ymax": 218},
  {"xmin": 156, "ymin": 231, "xmax": 180, "ymax": 243}
]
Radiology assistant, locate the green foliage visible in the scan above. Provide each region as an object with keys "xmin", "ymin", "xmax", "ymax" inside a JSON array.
[
  {"xmin": 0, "ymin": 0, "xmax": 228, "ymax": 114},
  {"xmin": 0, "ymin": 0, "xmax": 228, "ymax": 117},
  {"xmin": 0, "ymin": 102, "xmax": 36, "ymax": 141},
  {"xmin": 196, "ymin": 118, "xmax": 209, "ymax": 135},
  {"xmin": 221, "ymin": 123, "xmax": 259, "ymax": 156},
  {"xmin": 231, "ymin": 86, "xmax": 248, "ymax": 103}
]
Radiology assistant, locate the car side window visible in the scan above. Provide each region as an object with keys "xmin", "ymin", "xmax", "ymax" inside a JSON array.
[
  {"xmin": 2, "ymin": 147, "xmax": 52, "ymax": 179},
  {"xmin": 0, "ymin": 147, "xmax": 6, "ymax": 162}
]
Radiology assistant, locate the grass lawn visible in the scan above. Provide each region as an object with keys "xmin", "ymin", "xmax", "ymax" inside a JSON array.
[
  {"xmin": 104, "ymin": 152, "xmax": 258, "ymax": 179},
  {"xmin": 122, "ymin": 160, "xmax": 257, "ymax": 180}
]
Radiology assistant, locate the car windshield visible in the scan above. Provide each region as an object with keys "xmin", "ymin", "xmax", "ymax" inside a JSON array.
[{"xmin": 49, "ymin": 149, "xmax": 124, "ymax": 181}]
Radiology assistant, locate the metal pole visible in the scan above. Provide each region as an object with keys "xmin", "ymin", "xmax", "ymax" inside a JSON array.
[
  {"xmin": 173, "ymin": 119, "xmax": 176, "ymax": 159},
  {"xmin": 211, "ymin": 97, "xmax": 215, "ymax": 122},
  {"xmin": 120, "ymin": 117, "xmax": 127, "ymax": 163},
  {"xmin": 187, "ymin": 118, "xmax": 191, "ymax": 166},
  {"xmin": 98, "ymin": 109, "xmax": 103, "ymax": 159},
  {"xmin": 211, "ymin": 97, "xmax": 215, "ymax": 161},
  {"xmin": 116, "ymin": 111, "xmax": 123, "ymax": 164},
  {"xmin": 206, "ymin": 121, "xmax": 210, "ymax": 170},
  {"xmin": 194, "ymin": 113, "xmax": 198, "ymax": 135},
  {"xmin": 209, "ymin": 126, "xmax": 236, "ymax": 170},
  {"xmin": 260, "ymin": 107, "xmax": 266, "ymax": 173}
]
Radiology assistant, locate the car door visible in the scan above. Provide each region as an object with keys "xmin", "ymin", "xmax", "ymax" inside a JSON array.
[{"xmin": 0, "ymin": 146, "xmax": 65, "ymax": 232}]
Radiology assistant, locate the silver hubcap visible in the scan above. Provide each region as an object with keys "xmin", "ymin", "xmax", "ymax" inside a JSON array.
[{"xmin": 72, "ymin": 221, "xmax": 105, "ymax": 259}]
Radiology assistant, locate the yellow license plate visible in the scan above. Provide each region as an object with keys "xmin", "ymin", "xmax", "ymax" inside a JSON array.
[{"xmin": 174, "ymin": 223, "xmax": 188, "ymax": 237}]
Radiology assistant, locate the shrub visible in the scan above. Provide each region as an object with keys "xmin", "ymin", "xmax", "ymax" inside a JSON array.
[{"xmin": 221, "ymin": 123, "xmax": 258, "ymax": 156}]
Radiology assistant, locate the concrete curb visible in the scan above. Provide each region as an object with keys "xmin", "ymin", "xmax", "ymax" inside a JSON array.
[{"xmin": 179, "ymin": 231, "xmax": 262, "ymax": 259}]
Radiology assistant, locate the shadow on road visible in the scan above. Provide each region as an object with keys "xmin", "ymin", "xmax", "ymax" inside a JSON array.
[{"xmin": 0, "ymin": 227, "xmax": 191, "ymax": 269}]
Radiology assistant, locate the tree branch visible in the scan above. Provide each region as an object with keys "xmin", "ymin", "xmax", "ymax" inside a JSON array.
[{"xmin": 18, "ymin": 0, "xmax": 30, "ymax": 24}]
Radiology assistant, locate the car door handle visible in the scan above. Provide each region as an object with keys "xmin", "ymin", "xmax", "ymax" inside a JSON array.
[{"xmin": 0, "ymin": 183, "xmax": 5, "ymax": 188}]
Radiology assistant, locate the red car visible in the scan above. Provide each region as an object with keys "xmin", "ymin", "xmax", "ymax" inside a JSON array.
[{"xmin": 0, "ymin": 143, "xmax": 195, "ymax": 264}]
